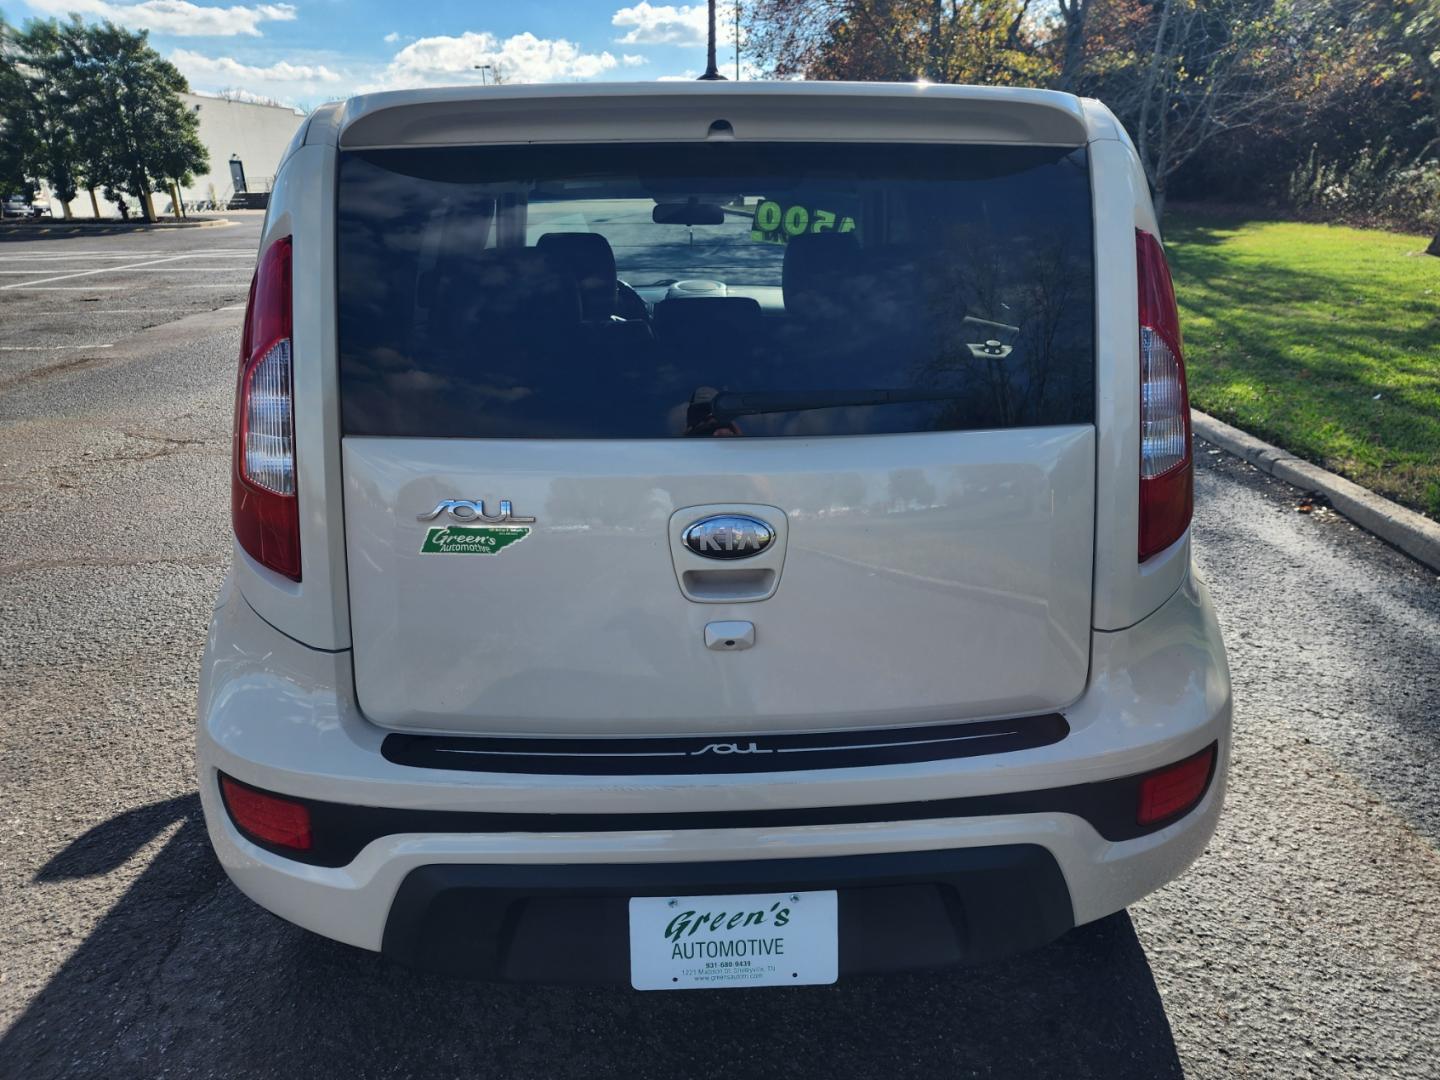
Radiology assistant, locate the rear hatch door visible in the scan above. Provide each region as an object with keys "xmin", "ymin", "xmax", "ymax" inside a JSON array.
[{"xmin": 337, "ymin": 102, "xmax": 1097, "ymax": 737}]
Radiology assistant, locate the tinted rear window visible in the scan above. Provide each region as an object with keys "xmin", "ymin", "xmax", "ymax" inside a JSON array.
[{"xmin": 337, "ymin": 142, "xmax": 1093, "ymax": 438}]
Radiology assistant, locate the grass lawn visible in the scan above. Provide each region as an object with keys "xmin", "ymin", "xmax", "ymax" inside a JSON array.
[{"xmin": 1164, "ymin": 210, "xmax": 1440, "ymax": 520}]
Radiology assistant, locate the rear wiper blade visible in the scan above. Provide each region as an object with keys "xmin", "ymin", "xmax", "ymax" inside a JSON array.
[{"xmin": 705, "ymin": 388, "xmax": 964, "ymax": 423}]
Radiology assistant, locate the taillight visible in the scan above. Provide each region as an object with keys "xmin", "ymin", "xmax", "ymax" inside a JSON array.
[
  {"xmin": 1136, "ymin": 745, "xmax": 1215, "ymax": 826},
  {"xmin": 219, "ymin": 774, "xmax": 312, "ymax": 852},
  {"xmin": 1136, "ymin": 229, "xmax": 1193, "ymax": 562},
  {"xmin": 232, "ymin": 235, "xmax": 300, "ymax": 580}
]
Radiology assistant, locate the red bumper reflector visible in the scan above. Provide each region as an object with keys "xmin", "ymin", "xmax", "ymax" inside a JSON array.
[
  {"xmin": 1136, "ymin": 746, "xmax": 1216, "ymax": 826},
  {"xmin": 220, "ymin": 775, "xmax": 312, "ymax": 851}
]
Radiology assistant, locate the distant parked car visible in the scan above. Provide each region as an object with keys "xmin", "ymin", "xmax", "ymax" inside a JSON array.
[{"xmin": 2, "ymin": 195, "xmax": 50, "ymax": 219}]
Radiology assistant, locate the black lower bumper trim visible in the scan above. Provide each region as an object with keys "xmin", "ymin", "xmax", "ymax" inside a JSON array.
[
  {"xmin": 380, "ymin": 845, "xmax": 1074, "ymax": 982},
  {"xmin": 217, "ymin": 741, "xmax": 1217, "ymax": 868}
]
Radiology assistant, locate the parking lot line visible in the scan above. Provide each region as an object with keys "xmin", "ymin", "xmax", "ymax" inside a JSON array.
[
  {"xmin": 0, "ymin": 254, "xmax": 192, "ymax": 290},
  {"xmin": 0, "ymin": 256, "xmax": 253, "ymax": 264},
  {"xmin": 0, "ymin": 268, "xmax": 249, "ymax": 274},
  {"xmin": 0, "ymin": 343, "xmax": 114, "ymax": 351}
]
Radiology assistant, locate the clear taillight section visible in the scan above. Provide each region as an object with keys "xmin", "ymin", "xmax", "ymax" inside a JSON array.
[
  {"xmin": 241, "ymin": 339, "xmax": 294, "ymax": 494},
  {"xmin": 233, "ymin": 236, "xmax": 300, "ymax": 580},
  {"xmin": 1140, "ymin": 327, "xmax": 1187, "ymax": 478},
  {"xmin": 1136, "ymin": 229, "xmax": 1193, "ymax": 562}
]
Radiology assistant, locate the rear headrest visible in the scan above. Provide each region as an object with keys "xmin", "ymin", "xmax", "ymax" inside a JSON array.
[
  {"xmin": 782, "ymin": 233, "xmax": 860, "ymax": 322},
  {"xmin": 536, "ymin": 232, "xmax": 618, "ymax": 320},
  {"xmin": 461, "ymin": 248, "xmax": 582, "ymax": 333},
  {"xmin": 653, "ymin": 296, "xmax": 763, "ymax": 341}
]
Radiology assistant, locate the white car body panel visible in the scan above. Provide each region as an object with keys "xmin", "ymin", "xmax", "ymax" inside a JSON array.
[
  {"xmin": 1086, "ymin": 134, "xmax": 1190, "ymax": 629},
  {"xmin": 249, "ymin": 85, "xmax": 1186, "ymax": 654},
  {"xmin": 232, "ymin": 143, "xmax": 352, "ymax": 649},
  {"xmin": 344, "ymin": 427, "xmax": 1095, "ymax": 735},
  {"xmin": 202, "ymin": 83, "xmax": 1228, "ymax": 971},
  {"xmin": 198, "ymin": 564, "xmax": 1230, "ymax": 949},
  {"xmin": 329, "ymin": 82, "xmax": 1092, "ymax": 150}
]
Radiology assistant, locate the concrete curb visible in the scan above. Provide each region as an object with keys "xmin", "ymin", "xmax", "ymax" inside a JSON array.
[{"xmin": 1192, "ymin": 409, "xmax": 1440, "ymax": 573}]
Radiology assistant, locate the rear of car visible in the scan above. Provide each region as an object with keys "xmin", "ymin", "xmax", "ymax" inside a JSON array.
[
  {"xmin": 199, "ymin": 83, "xmax": 1229, "ymax": 986},
  {"xmin": 3, "ymin": 195, "xmax": 44, "ymax": 218}
]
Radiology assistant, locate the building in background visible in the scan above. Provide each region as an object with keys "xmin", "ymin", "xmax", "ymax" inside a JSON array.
[{"xmin": 43, "ymin": 91, "xmax": 306, "ymax": 218}]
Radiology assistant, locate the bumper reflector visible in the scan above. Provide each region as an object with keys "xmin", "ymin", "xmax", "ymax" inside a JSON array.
[
  {"xmin": 220, "ymin": 774, "xmax": 312, "ymax": 852},
  {"xmin": 1136, "ymin": 746, "xmax": 1216, "ymax": 826}
]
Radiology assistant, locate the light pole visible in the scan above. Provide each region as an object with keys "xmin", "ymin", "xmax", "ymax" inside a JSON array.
[
  {"xmin": 472, "ymin": 63, "xmax": 495, "ymax": 85},
  {"xmin": 735, "ymin": 0, "xmax": 741, "ymax": 80}
]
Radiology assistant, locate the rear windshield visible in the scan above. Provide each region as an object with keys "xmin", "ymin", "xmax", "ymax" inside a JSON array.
[{"xmin": 337, "ymin": 142, "xmax": 1094, "ymax": 439}]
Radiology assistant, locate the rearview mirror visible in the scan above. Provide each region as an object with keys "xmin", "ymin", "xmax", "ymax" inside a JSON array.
[{"xmin": 652, "ymin": 200, "xmax": 726, "ymax": 226}]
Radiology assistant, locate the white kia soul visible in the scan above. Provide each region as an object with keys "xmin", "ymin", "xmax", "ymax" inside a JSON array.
[{"xmin": 198, "ymin": 81, "xmax": 1231, "ymax": 988}]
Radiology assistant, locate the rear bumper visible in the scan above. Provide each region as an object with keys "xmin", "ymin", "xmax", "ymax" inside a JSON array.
[
  {"xmin": 196, "ymin": 567, "xmax": 1231, "ymax": 978},
  {"xmin": 382, "ymin": 846, "xmax": 1073, "ymax": 981}
]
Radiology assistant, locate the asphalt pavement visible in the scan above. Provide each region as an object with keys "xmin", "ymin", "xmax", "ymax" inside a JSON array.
[{"xmin": 1, "ymin": 220, "xmax": 1437, "ymax": 1079}]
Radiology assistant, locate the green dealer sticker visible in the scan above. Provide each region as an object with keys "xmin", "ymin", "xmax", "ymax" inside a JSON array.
[{"xmin": 420, "ymin": 525, "xmax": 530, "ymax": 555}]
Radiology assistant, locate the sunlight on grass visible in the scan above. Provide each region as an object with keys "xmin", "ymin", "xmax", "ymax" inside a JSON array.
[{"xmin": 1166, "ymin": 213, "xmax": 1440, "ymax": 519}]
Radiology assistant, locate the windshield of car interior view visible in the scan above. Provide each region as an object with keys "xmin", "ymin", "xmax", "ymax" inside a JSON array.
[{"xmin": 337, "ymin": 142, "xmax": 1094, "ymax": 438}]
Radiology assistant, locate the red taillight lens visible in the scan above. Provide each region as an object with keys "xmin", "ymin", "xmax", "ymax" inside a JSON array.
[
  {"xmin": 1136, "ymin": 229, "xmax": 1193, "ymax": 562},
  {"xmin": 233, "ymin": 235, "xmax": 300, "ymax": 580},
  {"xmin": 219, "ymin": 774, "xmax": 312, "ymax": 851},
  {"xmin": 1137, "ymin": 745, "xmax": 1215, "ymax": 826}
]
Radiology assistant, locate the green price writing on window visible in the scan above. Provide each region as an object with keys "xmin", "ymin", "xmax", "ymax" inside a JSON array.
[{"xmin": 750, "ymin": 199, "xmax": 856, "ymax": 245}]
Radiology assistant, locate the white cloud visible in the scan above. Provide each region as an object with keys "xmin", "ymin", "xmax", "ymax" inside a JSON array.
[
  {"xmin": 656, "ymin": 71, "xmax": 699, "ymax": 81},
  {"xmin": 383, "ymin": 32, "xmax": 401, "ymax": 44},
  {"xmin": 369, "ymin": 31, "xmax": 619, "ymax": 89},
  {"xmin": 172, "ymin": 48, "xmax": 342, "ymax": 84},
  {"xmin": 612, "ymin": 2, "xmax": 734, "ymax": 46},
  {"xmin": 26, "ymin": 0, "xmax": 296, "ymax": 37},
  {"xmin": 622, "ymin": 53, "xmax": 648, "ymax": 67}
]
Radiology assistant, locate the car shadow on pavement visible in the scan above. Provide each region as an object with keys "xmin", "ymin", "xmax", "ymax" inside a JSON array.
[{"xmin": 2, "ymin": 794, "xmax": 1183, "ymax": 1080}]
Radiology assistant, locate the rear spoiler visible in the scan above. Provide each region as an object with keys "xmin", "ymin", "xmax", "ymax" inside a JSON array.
[{"xmin": 315, "ymin": 82, "xmax": 1092, "ymax": 151}]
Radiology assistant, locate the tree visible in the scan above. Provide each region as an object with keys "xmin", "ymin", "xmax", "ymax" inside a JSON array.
[
  {"xmin": 745, "ymin": 0, "xmax": 1048, "ymax": 85},
  {"xmin": 1352, "ymin": 0, "xmax": 1440, "ymax": 252},
  {"xmin": 1052, "ymin": 0, "xmax": 1091, "ymax": 90},
  {"xmin": 0, "ymin": 16, "xmax": 41, "ymax": 199},
  {"xmin": 0, "ymin": 17, "xmax": 206, "ymax": 221},
  {"xmin": 744, "ymin": 0, "xmax": 1395, "ymax": 223},
  {"xmin": 0, "ymin": 16, "xmax": 78, "ymax": 211},
  {"xmin": 64, "ymin": 21, "xmax": 207, "ymax": 222},
  {"xmin": 1075, "ymin": 0, "xmax": 1353, "ymax": 216},
  {"xmin": 9, "ymin": 19, "xmax": 84, "ymax": 216}
]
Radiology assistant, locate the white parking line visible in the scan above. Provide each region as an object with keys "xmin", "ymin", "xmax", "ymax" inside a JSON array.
[
  {"xmin": 0, "ymin": 343, "xmax": 114, "ymax": 351},
  {"xmin": 0, "ymin": 254, "xmax": 191, "ymax": 290},
  {"xmin": 0, "ymin": 249, "xmax": 254, "ymax": 261},
  {"xmin": 0, "ymin": 268, "xmax": 250, "ymax": 274}
]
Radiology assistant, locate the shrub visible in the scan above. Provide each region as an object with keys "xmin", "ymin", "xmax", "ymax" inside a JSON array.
[{"xmin": 1288, "ymin": 142, "xmax": 1440, "ymax": 234}]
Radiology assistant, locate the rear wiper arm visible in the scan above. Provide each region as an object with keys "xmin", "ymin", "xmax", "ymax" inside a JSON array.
[{"xmin": 705, "ymin": 388, "xmax": 964, "ymax": 423}]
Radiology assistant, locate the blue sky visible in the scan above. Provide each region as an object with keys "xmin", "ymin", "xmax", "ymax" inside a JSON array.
[{"xmin": 7, "ymin": 0, "xmax": 747, "ymax": 107}]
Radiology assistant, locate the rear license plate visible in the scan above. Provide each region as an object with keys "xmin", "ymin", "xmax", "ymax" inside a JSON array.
[{"xmin": 628, "ymin": 890, "xmax": 838, "ymax": 990}]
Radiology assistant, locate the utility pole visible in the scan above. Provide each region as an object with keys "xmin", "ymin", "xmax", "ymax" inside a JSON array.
[
  {"xmin": 698, "ymin": 0, "xmax": 726, "ymax": 79},
  {"xmin": 735, "ymin": 0, "xmax": 741, "ymax": 80}
]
